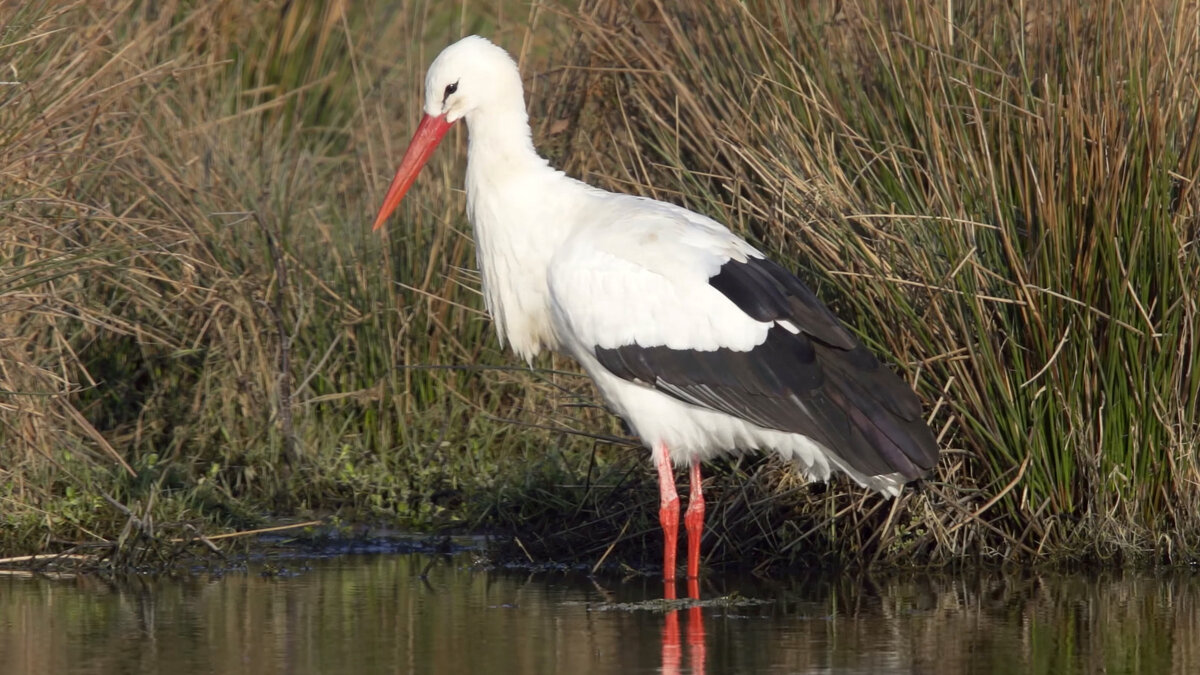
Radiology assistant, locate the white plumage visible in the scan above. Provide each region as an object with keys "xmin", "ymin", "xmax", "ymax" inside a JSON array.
[{"xmin": 373, "ymin": 36, "xmax": 939, "ymax": 582}]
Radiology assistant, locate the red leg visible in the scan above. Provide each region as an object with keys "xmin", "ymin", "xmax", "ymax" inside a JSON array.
[
  {"xmin": 653, "ymin": 442, "xmax": 680, "ymax": 583},
  {"xmin": 684, "ymin": 461, "xmax": 705, "ymax": 580}
]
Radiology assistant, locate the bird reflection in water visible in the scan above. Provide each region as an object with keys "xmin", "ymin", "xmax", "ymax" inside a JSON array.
[{"xmin": 662, "ymin": 578, "xmax": 706, "ymax": 674}]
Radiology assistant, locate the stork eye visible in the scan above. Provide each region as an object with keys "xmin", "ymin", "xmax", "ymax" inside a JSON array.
[{"xmin": 443, "ymin": 81, "xmax": 459, "ymax": 101}]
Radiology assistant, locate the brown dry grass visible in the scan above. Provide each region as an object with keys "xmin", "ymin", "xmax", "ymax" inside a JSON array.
[
  {"xmin": 2, "ymin": 0, "xmax": 1198, "ymax": 570},
  {"xmin": 542, "ymin": 0, "xmax": 1200, "ymax": 565}
]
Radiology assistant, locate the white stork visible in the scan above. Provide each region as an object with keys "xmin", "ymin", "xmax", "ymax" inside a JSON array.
[{"xmin": 373, "ymin": 36, "xmax": 939, "ymax": 582}]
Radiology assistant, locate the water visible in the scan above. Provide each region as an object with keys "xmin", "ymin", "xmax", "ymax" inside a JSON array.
[{"xmin": 1, "ymin": 553, "xmax": 1197, "ymax": 674}]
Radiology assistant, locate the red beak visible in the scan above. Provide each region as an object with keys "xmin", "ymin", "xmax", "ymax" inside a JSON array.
[{"xmin": 372, "ymin": 113, "xmax": 454, "ymax": 231}]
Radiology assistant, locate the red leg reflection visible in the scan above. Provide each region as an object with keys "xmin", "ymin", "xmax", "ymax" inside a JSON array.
[
  {"xmin": 686, "ymin": 578, "xmax": 706, "ymax": 673},
  {"xmin": 684, "ymin": 462, "xmax": 705, "ymax": 580},
  {"xmin": 662, "ymin": 582, "xmax": 681, "ymax": 675}
]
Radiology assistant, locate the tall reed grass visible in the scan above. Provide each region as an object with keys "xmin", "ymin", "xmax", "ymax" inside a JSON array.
[
  {"xmin": 0, "ymin": 0, "xmax": 595, "ymax": 562},
  {"xmin": 1, "ymin": 0, "xmax": 1196, "ymax": 568},
  {"xmin": 557, "ymin": 0, "xmax": 1200, "ymax": 563}
]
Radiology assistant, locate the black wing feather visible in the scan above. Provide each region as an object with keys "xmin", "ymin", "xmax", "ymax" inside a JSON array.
[{"xmin": 595, "ymin": 256, "xmax": 938, "ymax": 481}]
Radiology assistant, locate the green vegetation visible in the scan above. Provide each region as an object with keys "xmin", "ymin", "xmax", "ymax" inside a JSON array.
[{"xmin": 2, "ymin": 0, "xmax": 1197, "ymax": 570}]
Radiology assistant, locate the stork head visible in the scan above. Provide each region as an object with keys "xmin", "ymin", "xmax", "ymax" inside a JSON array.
[
  {"xmin": 372, "ymin": 36, "xmax": 522, "ymax": 231},
  {"xmin": 422, "ymin": 35, "xmax": 521, "ymax": 124}
]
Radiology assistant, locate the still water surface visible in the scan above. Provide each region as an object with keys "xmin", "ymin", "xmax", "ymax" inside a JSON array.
[{"xmin": 2, "ymin": 552, "xmax": 1198, "ymax": 674}]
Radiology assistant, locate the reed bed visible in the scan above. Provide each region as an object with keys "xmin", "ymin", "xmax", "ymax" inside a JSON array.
[
  {"xmin": 554, "ymin": 0, "xmax": 1200, "ymax": 565},
  {"xmin": 0, "ymin": 0, "xmax": 589, "ymax": 565},
  {"xmin": 1, "ymin": 0, "xmax": 1197, "ymax": 570}
]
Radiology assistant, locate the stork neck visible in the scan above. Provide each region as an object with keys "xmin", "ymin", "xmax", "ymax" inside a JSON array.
[
  {"xmin": 463, "ymin": 105, "xmax": 544, "ymax": 175},
  {"xmin": 460, "ymin": 101, "xmax": 588, "ymax": 362}
]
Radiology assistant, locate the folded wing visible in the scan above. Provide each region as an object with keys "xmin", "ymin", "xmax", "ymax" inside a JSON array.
[{"xmin": 550, "ymin": 203, "xmax": 938, "ymax": 481}]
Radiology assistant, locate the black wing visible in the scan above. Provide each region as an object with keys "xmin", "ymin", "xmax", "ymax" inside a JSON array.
[{"xmin": 594, "ymin": 256, "xmax": 938, "ymax": 481}]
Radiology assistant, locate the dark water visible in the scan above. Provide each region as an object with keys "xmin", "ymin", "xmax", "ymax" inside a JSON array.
[{"xmin": 1, "ymin": 552, "xmax": 1197, "ymax": 674}]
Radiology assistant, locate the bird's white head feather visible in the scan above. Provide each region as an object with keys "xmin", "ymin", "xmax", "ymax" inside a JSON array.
[{"xmin": 423, "ymin": 35, "xmax": 524, "ymax": 124}]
